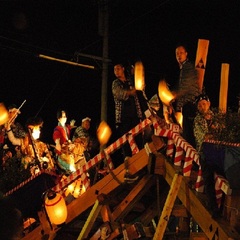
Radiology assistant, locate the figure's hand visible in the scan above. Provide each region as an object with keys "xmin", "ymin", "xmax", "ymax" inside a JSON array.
[
  {"xmin": 127, "ymin": 88, "xmax": 136, "ymax": 96},
  {"xmin": 68, "ymin": 143, "xmax": 75, "ymax": 151},
  {"xmin": 5, "ymin": 121, "xmax": 12, "ymax": 131},
  {"xmin": 55, "ymin": 143, "xmax": 61, "ymax": 152},
  {"xmin": 70, "ymin": 119, "xmax": 76, "ymax": 127}
]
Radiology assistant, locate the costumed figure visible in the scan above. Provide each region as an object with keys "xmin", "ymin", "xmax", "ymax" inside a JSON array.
[
  {"xmin": 53, "ymin": 109, "xmax": 85, "ymax": 174},
  {"xmin": 6, "ymin": 117, "xmax": 55, "ymax": 175},
  {"xmin": 0, "ymin": 103, "xmax": 26, "ymax": 168}
]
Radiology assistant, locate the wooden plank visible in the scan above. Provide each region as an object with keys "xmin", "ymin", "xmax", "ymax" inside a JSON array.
[
  {"xmin": 190, "ymin": 232, "xmax": 208, "ymax": 240},
  {"xmin": 111, "ymin": 175, "xmax": 155, "ymax": 221},
  {"xmin": 21, "ymin": 140, "xmax": 162, "ymax": 240},
  {"xmin": 195, "ymin": 39, "xmax": 209, "ymax": 92},
  {"xmin": 163, "ymin": 154, "xmax": 240, "ymax": 240},
  {"xmin": 153, "ymin": 173, "xmax": 183, "ymax": 239},
  {"xmin": 77, "ymin": 199, "xmax": 102, "ymax": 240},
  {"xmin": 172, "ymin": 204, "xmax": 189, "ymax": 218},
  {"xmin": 90, "ymin": 175, "xmax": 155, "ymax": 239},
  {"xmin": 66, "ymin": 140, "xmax": 162, "ymax": 223}
]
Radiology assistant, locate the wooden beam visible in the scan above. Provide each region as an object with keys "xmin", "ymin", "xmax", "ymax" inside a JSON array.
[
  {"xmin": 163, "ymin": 154, "xmax": 240, "ymax": 239},
  {"xmin": 153, "ymin": 173, "xmax": 183, "ymax": 239},
  {"xmin": 77, "ymin": 198, "xmax": 102, "ymax": 239},
  {"xmin": 66, "ymin": 140, "xmax": 163, "ymax": 223},
  {"xmin": 111, "ymin": 175, "xmax": 155, "ymax": 221},
  {"xmin": 195, "ymin": 39, "xmax": 209, "ymax": 92}
]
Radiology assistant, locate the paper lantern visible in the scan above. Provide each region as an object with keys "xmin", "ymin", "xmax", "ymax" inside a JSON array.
[
  {"xmin": 45, "ymin": 190, "xmax": 67, "ymax": 225},
  {"xmin": 0, "ymin": 103, "xmax": 9, "ymax": 125},
  {"xmin": 97, "ymin": 121, "xmax": 112, "ymax": 146},
  {"xmin": 134, "ymin": 61, "xmax": 145, "ymax": 91},
  {"xmin": 158, "ymin": 80, "xmax": 174, "ymax": 106}
]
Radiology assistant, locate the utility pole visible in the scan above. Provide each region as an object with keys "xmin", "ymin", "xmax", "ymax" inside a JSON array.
[{"xmin": 98, "ymin": 0, "xmax": 109, "ymax": 122}]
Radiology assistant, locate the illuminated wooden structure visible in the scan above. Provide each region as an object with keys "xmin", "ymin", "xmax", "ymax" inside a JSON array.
[{"xmin": 17, "ymin": 116, "xmax": 240, "ymax": 240}]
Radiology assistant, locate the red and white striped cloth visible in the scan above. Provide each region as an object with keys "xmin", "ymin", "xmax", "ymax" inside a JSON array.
[{"xmin": 52, "ymin": 119, "xmax": 152, "ymax": 194}]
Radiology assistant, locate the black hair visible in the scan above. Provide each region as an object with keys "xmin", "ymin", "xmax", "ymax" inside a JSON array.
[
  {"xmin": 7, "ymin": 104, "xmax": 18, "ymax": 110},
  {"xmin": 56, "ymin": 108, "xmax": 68, "ymax": 119},
  {"xmin": 25, "ymin": 116, "xmax": 43, "ymax": 128},
  {"xmin": 195, "ymin": 94, "xmax": 210, "ymax": 104},
  {"xmin": 175, "ymin": 43, "xmax": 189, "ymax": 52}
]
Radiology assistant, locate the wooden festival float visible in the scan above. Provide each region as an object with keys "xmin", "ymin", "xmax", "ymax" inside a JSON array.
[
  {"xmin": 8, "ymin": 111, "xmax": 239, "ymax": 240},
  {"xmin": 4, "ymin": 39, "xmax": 240, "ymax": 239}
]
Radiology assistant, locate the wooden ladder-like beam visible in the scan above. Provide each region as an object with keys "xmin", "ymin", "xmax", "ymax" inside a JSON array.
[{"xmin": 153, "ymin": 173, "xmax": 183, "ymax": 240}]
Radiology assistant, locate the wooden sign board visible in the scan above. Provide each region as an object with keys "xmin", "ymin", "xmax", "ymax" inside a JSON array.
[{"xmin": 195, "ymin": 39, "xmax": 209, "ymax": 92}]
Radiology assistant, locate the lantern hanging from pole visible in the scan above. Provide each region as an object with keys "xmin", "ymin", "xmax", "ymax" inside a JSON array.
[
  {"xmin": 134, "ymin": 61, "xmax": 145, "ymax": 91},
  {"xmin": 44, "ymin": 190, "xmax": 68, "ymax": 225},
  {"xmin": 97, "ymin": 121, "xmax": 112, "ymax": 146},
  {"xmin": 158, "ymin": 80, "xmax": 174, "ymax": 106}
]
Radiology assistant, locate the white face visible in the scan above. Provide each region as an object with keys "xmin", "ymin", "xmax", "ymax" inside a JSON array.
[
  {"xmin": 58, "ymin": 111, "xmax": 67, "ymax": 126},
  {"xmin": 32, "ymin": 128, "xmax": 41, "ymax": 140}
]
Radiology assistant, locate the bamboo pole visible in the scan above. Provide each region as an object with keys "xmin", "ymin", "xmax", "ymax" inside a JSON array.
[
  {"xmin": 38, "ymin": 54, "xmax": 95, "ymax": 69},
  {"xmin": 219, "ymin": 63, "xmax": 229, "ymax": 113}
]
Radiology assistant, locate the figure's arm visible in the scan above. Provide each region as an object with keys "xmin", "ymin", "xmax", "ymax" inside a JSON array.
[
  {"xmin": 112, "ymin": 80, "xmax": 136, "ymax": 101},
  {"xmin": 55, "ymin": 138, "xmax": 61, "ymax": 153},
  {"xmin": 6, "ymin": 128, "xmax": 21, "ymax": 146}
]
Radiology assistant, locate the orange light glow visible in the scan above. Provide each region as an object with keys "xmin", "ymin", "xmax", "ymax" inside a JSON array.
[
  {"xmin": 158, "ymin": 80, "xmax": 174, "ymax": 106},
  {"xmin": 134, "ymin": 61, "xmax": 145, "ymax": 91},
  {"xmin": 97, "ymin": 121, "xmax": 112, "ymax": 146}
]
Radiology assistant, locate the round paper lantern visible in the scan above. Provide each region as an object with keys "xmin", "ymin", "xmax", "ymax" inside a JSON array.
[
  {"xmin": 0, "ymin": 103, "xmax": 9, "ymax": 125},
  {"xmin": 45, "ymin": 190, "xmax": 67, "ymax": 225}
]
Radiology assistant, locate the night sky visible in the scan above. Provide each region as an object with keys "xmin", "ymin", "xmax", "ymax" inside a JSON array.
[{"xmin": 0, "ymin": 0, "xmax": 240, "ymax": 144}]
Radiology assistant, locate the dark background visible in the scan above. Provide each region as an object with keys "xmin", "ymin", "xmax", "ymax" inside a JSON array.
[{"xmin": 0, "ymin": 0, "xmax": 240, "ymax": 144}]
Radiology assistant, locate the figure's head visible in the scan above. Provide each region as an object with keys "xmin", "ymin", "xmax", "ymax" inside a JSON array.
[
  {"xmin": 175, "ymin": 45, "xmax": 188, "ymax": 64},
  {"xmin": 82, "ymin": 117, "xmax": 91, "ymax": 130},
  {"xmin": 57, "ymin": 109, "xmax": 67, "ymax": 126},
  {"xmin": 196, "ymin": 94, "xmax": 211, "ymax": 114},
  {"xmin": 114, "ymin": 63, "xmax": 125, "ymax": 80},
  {"xmin": 26, "ymin": 117, "xmax": 43, "ymax": 140}
]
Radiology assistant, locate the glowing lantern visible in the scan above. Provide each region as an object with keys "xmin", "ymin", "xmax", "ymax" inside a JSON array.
[
  {"xmin": 0, "ymin": 103, "xmax": 9, "ymax": 125},
  {"xmin": 44, "ymin": 190, "xmax": 67, "ymax": 225},
  {"xmin": 158, "ymin": 80, "xmax": 174, "ymax": 106},
  {"xmin": 134, "ymin": 61, "xmax": 145, "ymax": 91},
  {"xmin": 72, "ymin": 179, "xmax": 85, "ymax": 198},
  {"xmin": 97, "ymin": 121, "xmax": 112, "ymax": 146},
  {"xmin": 65, "ymin": 179, "xmax": 86, "ymax": 198}
]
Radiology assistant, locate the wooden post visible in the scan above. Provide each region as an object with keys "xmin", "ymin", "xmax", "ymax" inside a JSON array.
[
  {"xmin": 195, "ymin": 39, "xmax": 209, "ymax": 92},
  {"xmin": 153, "ymin": 173, "xmax": 182, "ymax": 239},
  {"xmin": 219, "ymin": 63, "xmax": 229, "ymax": 113}
]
